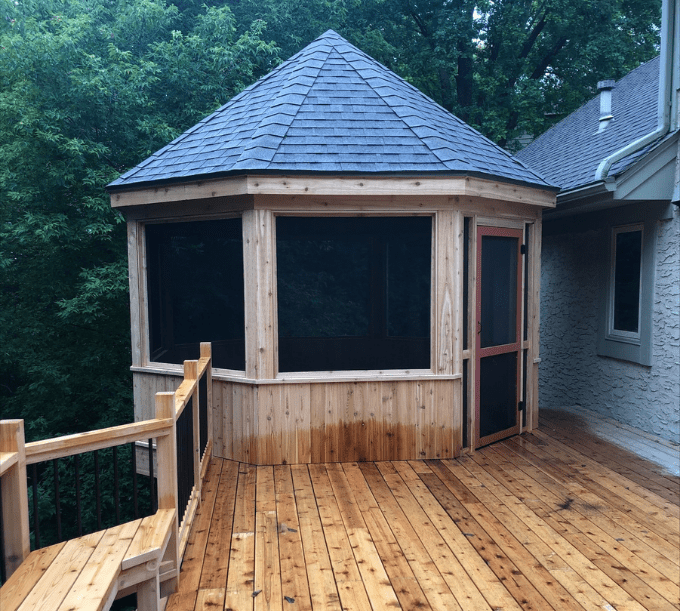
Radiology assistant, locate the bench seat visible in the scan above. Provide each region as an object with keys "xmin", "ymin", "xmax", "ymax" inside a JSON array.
[{"xmin": 0, "ymin": 509, "xmax": 176, "ymax": 611}]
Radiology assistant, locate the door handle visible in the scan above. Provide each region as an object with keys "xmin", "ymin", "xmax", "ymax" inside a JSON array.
[{"xmin": 477, "ymin": 321, "xmax": 482, "ymax": 335}]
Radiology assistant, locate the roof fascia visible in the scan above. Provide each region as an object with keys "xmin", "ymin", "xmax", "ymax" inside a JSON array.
[
  {"xmin": 548, "ymin": 133, "xmax": 679, "ymax": 220},
  {"xmin": 547, "ymin": 184, "xmax": 616, "ymax": 220},
  {"xmin": 613, "ymin": 131, "xmax": 679, "ymax": 201},
  {"xmin": 109, "ymin": 174, "xmax": 557, "ymax": 210}
]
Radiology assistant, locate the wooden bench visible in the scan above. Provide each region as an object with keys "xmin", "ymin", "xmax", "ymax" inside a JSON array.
[{"xmin": 0, "ymin": 509, "xmax": 176, "ymax": 611}]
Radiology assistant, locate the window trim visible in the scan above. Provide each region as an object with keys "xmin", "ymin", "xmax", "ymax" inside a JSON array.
[
  {"xmin": 274, "ymin": 214, "xmax": 434, "ymax": 374},
  {"xmin": 597, "ymin": 213, "xmax": 658, "ymax": 367},
  {"xmin": 606, "ymin": 223, "xmax": 643, "ymax": 345},
  {"xmin": 142, "ymin": 214, "xmax": 247, "ymax": 375}
]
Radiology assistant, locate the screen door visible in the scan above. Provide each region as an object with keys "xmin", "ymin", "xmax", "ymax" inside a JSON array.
[{"xmin": 475, "ymin": 226, "xmax": 523, "ymax": 447}]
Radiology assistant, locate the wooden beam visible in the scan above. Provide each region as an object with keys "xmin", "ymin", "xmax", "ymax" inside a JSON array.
[
  {"xmin": 434, "ymin": 210, "xmax": 455, "ymax": 375},
  {"xmin": 467, "ymin": 216, "xmax": 478, "ymax": 451},
  {"xmin": 0, "ymin": 451, "xmax": 18, "ymax": 476},
  {"xmin": 110, "ymin": 175, "xmax": 556, "ymax": 209},
  {"xmin": 155, "ymin": 392, "xmax": 179, "ymax": 595},
  {"xmin": 25, "ymin": 419, "xmax": 173, "ymax": 465},
  {"xmin": 110, "ymin": 176, "xmax": 249, "ymax": 208},
  {"xmin": 243, "ymin": 209, "xmax": 277, "ymax": 379},
  {"xmin": 528, "ymin": 217, "xmax": 542, "ymax": 431},
  {"xmin": 0, "ymin": 420, "xmax": 30, "ymax": 578},
  {"xmin": 127, "ymin": 221, "xmax": 143, "ymax": 367}
]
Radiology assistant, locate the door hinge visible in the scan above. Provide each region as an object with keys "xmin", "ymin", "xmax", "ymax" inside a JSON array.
[
  {"xmin": 518, "ymin": 401, "xmax": 526, "ymax": 412},
  {"xmin": 520, "ymin": 244, "xmax": 527, "ymax": 255}
]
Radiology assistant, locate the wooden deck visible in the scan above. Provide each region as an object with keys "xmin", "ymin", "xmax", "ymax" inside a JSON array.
[{"xmin": 167, "ymin": 414, "xmax": 680, "ymax": 611}]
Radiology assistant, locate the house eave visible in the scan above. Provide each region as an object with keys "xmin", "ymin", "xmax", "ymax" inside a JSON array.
[
  {"xmin": 546, "ymin": 132, "xmax": 680, "ymax": 220},
  {"xmin": 108, "ymin": 173, "xmax": 557, "ymax": 210}
]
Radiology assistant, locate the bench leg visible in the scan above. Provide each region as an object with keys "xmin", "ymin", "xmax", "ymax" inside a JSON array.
[{"xmin": 137, "ymin": 572, "xmax": 161, "ymax": 611}]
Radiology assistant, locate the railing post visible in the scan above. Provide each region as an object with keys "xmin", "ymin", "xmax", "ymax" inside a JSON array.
[
  {"xmin": 200, "ymin": 342, "xmax": 213, "ymax": 460},
  {"xmin": 0, "ymin": 420, "xmax": 30, "ymax": 578},
  {"xmin": 155, "ymin": 393, "xmax": 178, "ymax": 592},
  {"xmin": 184, "ymin": 361, "xmax": 201, "ymax": 502}
]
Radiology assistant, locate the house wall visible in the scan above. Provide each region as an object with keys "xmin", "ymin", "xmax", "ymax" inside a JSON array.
[
  {"xmin": 125, "ymin": 192, "xmax": 547, "ymax": 462},
  {"xmin": 540, "ymin": 206, "xmax": 680, "ymax": 442},
  {"xmin": 132, "ymin": 370, "xmax": 460, "ymax": 463}
]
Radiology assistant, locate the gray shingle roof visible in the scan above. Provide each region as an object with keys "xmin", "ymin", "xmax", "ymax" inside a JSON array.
[
  {"xmin": 515, "ymin": 57, "xmax": 661, "ymax": 192},
  {"xmin": 109, "ymin": 30, "xmax": 551, "ymax": 190}
]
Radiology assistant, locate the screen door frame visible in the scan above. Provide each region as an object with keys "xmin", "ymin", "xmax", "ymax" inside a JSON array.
[{"xmin": 475, "ymin": 225, "xmax": 524, "ymax": 448}]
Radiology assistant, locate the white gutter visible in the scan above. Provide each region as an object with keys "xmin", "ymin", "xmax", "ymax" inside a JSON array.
[
  {"xmin": 595, "ymin": 0, "xmax": 677, "ymax": 181},
  {"xmin": 673, "ymin": 0, "xmax": 680, "ymax": 201}
]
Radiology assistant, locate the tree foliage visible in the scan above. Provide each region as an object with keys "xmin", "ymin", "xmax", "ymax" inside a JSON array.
[
  {"xmin": 232, "ymin": 0, "xmax": 660, "ymax": 146},
  {"xmin": 0, "ymin": 0, "xmax": 660, "ymax": 441},
  {"xmin": 0, "ymin": 0, "xmax": 278, "ymax": 440}
]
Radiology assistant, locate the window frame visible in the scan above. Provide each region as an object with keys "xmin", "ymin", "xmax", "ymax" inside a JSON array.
[
  {"xmin": 597, "ymin": 212, "xmax": 659, "ymax": 367},
  {"xmin": 606, "ymin": 223, "xmax": 644, "ymax": 344},
  {"xmin": 274, "ymin": 213, "xmax": 435, "ymax": 375},
  {"xmin": 142, "ymin": 214, "xmax": 247, "ymax": 375}
]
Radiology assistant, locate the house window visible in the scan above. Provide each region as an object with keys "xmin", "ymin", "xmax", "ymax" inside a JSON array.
[
  {"xmin": 276, "ymin": 216, "xmax": 431, "ymax": 372},
  {"xmin": 608, "ymin": 225, "xmax": 643, "ymax": 341},
  {"xmin": 598, "ymin": 215, "xmax": 656, "ymax": 367},
  {"xmin": 145, "ymin": 218, "xmax": 245, "ymax": 371}
]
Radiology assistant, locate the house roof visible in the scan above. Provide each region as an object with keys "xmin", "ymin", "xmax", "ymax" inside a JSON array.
[
  {"xmin": 108, "ymin": 30, "xmax": 551, "ymax": 191},
  {"xmin": 515, "ymin": 57, "xmax": 661, "ymax": 192}
]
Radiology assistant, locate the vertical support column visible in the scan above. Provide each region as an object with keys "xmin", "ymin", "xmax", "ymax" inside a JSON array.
[
  {"xmin": 527, "ymin": 217, "xmax": 542, "ymax": 431},
  {"xmin": 243, "ymin": 209, "xmax": 277, "ymax": 380},
  {"xmin": 434, "ymin": 210, "xmax": 463, "ymax": 455},
  {"xmin": 128, "ymin": 220, "xmax": 144, "ymax": 369},
  {"xmin": 136, "ymin": 569, "xmax": 161, "ymax": 611},
  {"xmin": 467, "ymin": 216, "xmax": 478, "ymax": 450},
  {"xmin": 434, "ymin": 209, "xmax": 456, "ymax": 375},
  {"xmin": 0, "ymin": 420, "xmax": 30, "ymax": 578},
  {"xmin": 155, "ymin": 393, "xmax": 178, "ymax": 591}
]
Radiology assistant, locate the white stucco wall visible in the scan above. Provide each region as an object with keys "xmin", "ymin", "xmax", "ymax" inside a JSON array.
[{"xmin": 540, "ymin": 207, "xmax": 680, "ymax": 442}]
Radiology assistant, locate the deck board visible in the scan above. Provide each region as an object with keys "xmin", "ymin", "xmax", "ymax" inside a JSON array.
[{"xmin": 167, "ymin": 415, "xmax": 680, "ymax": 611}]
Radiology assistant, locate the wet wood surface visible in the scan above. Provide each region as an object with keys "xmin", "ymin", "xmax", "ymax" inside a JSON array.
[{"xmin": 167, "ymin": 415, "xmax": 679, "ymax": 611}]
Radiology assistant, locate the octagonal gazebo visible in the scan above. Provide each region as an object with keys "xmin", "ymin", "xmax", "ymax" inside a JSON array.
[{"xmin": 108, "ymin": 30, "xmax": 556, "ymax": 464}]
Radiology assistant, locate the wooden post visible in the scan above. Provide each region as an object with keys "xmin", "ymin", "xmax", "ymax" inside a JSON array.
[
  {"xmin": 434, "ymin": 210, "xmax": 455, "ymax": 376},
  {"xmin": 529, "ymin": 217, "xmax": 542, "ymax": 431},
  {"xmin": 0, "ymin": 420, "xmax": 30, "ymax": 578},
  {"xmin": 154, "ymin": 393, "xmax": 179, "ymax": 592},
  {"xmin": 468, "ymin": 216, "xmax": 478, "ymax": 451},
  {"xmin": 243, "ymin": 209, "xmax": 277, "ymax": 379}
]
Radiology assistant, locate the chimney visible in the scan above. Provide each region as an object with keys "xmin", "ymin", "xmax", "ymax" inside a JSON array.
[{"xmin": 597, "ymin": 80, "xmax": 615, "ymax": 132}]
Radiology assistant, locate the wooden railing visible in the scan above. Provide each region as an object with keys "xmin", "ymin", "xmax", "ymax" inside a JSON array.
[{"xmin": 0, "ymin": 342, "xmax": 213, "ymax": 588}]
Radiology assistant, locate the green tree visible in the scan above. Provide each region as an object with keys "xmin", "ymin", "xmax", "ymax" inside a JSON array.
[
  {"xmin": 0, "ymin": 0, "xmax": 278, "ymax": 440},
  {"xmin": 231, "ymin": 0, "xmax": 660, "ymax": 146}
]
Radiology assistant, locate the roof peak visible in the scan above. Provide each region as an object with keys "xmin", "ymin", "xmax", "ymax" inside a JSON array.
[{"xmin": 109, "ymin": 30, "xmax": 552, "ymax": 190}]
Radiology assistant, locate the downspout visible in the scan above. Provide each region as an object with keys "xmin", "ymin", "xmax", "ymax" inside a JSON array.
[
  {"xmin": 595, "ymin": 0, "xmax": 677, "ymax": 181},
  {"xmin": 672, "ymin": 0, "xmax": 680, "ymax": 202}
]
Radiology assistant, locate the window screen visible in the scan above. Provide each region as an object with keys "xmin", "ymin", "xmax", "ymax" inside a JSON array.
[
  {"xmin": 146, "ymin": 218, "xmax": 245, "ymax": 370},
  {"xmin": 277, "ymin": 216, "xmax": 431, "ymax": 372}
]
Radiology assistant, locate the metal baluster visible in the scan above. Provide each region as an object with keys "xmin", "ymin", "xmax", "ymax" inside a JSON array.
[
  {"xmin": 31, "ymin": 464, "xmax": 40, "ymax": 549},
  {"xmin": 94, "ymin": 450, "xmax": 101, "ymax": 531},
  {"xmin": 53, "ymin": 459, "xmax": 62, "ymax": 542},
  {"xmin": 113, "ymin": 446, "xmax": 120, "ymax": 525},
  {"xmin": 131, "ymin": 442, "xmax": 139, "ymax": 519},
  {"xmin": 75, "ymin": 455, "xmax": 82, "ymax": 537},
  {"xmin": 148, "ymin": 438, "xmax": 156, "ymax": 514}
]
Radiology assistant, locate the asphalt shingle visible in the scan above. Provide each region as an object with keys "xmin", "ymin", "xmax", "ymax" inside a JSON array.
[
  {"xmin": 109, "ymin": 30, "xmax": 550, "ymax": 190},
  {"xmin": 515, "ymin": 57, "xmax": 661, "ymax": 191}
]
